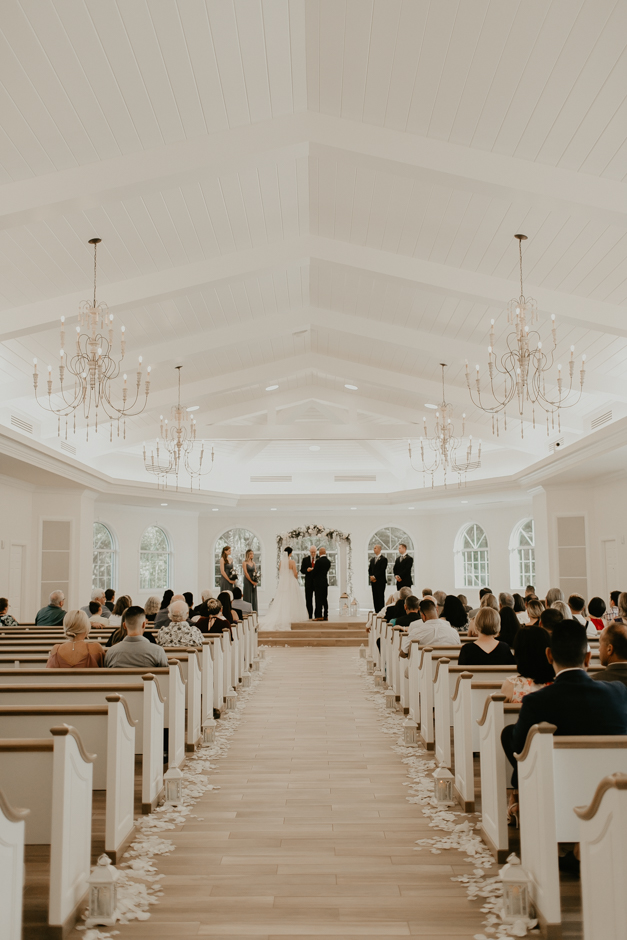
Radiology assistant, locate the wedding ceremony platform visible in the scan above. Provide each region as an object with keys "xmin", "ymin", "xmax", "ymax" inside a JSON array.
[{"xmin": 260, "ymin": 621, "xmax": 369, "ymax": 648}]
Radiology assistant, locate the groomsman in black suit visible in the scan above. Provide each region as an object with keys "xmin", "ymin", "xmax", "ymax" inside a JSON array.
[
  {"xmin": 368, "ymin": 544, "xmax": 388, "ymax": 613},
  {"xmin": 300, "ymin": 546, "xmax": 317, "ymax": 620},
  {"xmin": 313, "ymin": 547, "xmax": 331, "ymax": 621},
  {"xmin": 393, "ymin": 543, "xmax": 413, "ymax": 589}
]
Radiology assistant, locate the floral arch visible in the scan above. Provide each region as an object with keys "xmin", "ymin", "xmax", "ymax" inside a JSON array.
[{"xmin": 277, "ymin": 525, "xmax": 353, "ymax": 595}]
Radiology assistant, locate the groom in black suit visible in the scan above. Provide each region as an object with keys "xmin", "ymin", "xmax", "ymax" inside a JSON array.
[
  {"xmin": 300, "ymin": 546, "xmax": 317, "ymax": 620},
  {"xmin": 393, "ymin": 543, "xmax": 413, "ymax": 589},
  {"xmin": 368, "ymin": 544, "xmax": 388, "ymax": 613},
  {"xmin": 313, "ymin": 547, "xmax": 331, "ymax": 621}
]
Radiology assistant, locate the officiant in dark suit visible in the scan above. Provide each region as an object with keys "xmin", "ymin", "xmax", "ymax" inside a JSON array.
[
  {"xmin": 393, "ymin": 543, "xmax": 413, "ymax": 589},
  {"xmin": 368, "ymin": 544, "xmax": 388, "ymax": 612},
  {"xmin": 313, "ymin": 547, "xmax": 331, "ymax": 621},
  {"xmin": 300, "ymin": 546, "xmax": 317, "ymax": 620}
]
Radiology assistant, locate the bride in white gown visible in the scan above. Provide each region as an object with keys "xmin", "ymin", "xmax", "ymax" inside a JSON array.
[{"xmin": 259, "ymin": 547, "xmax": 308, "ymax": 631}]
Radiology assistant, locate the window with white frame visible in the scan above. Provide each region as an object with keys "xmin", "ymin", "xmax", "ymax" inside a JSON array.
[
  {"xmin": 215, "ymin": 529, "xmax": 261, "ymax": 588},
  {"xmin": 93, "ymin": 522, "xmax": 116, "ymax": 592},
  {"xmin": 368, "ymin": 528, "xmax": 414, "ymax": 585},
  {"xmin": 139, "ymin": 526, "xmax": 170, "ymax": 591},
  {"xmin": 457, "ymin": 523, "xmax": 490, "ymax": 588},
  {"xmin": 510, "ymin": 519, "xmax": 535, "ymax": 590}
]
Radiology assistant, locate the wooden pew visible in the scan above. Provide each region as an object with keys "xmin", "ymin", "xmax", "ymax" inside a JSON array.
[
  {"xmin": 516, "ymin": 724, "xmax": 627, "ymax": 937},
  {"xmin": 574, "ymin": 772, "xmax": 627, "ymax": 940},
  {"xmin": 0, "ymin": 695, "xmax": 135, "ymax": 861},
  {"xmin": 477, "ymin": 693, "xmax": 521, "ymax": 861},
  {"xmin": 0, "ymin": 726, "xmax": 94, "ymax": 938},
  {"xmin": 0, "ymin": 786, "xmax": 29, "ymax": 940},
  {"xmin": 0, "ymin": 677, "xmax": 165, "ymax": 813}
]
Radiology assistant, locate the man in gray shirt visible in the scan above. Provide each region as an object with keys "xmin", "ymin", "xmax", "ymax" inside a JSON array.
[{"xmin": 104, "ymin": 606, "xmax": 169, "ymax": 669}]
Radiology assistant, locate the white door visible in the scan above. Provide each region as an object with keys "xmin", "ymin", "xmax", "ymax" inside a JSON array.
[
  {"xmin": 8, "ymin": 544, "xmax": 24, "ymax": 622},
  {"xmin": 603, "ymin": 539, "xmax": 618, "ymax": 600}
]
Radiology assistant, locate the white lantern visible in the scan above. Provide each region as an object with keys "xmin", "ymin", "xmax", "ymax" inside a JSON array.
[
  {"xmin": 385, "ymin": 688, "xmax": 396, "ymax": 709},
  {"xmin": 202, "ymin": 719, "xmax": 216, "ymax": 745},
  {"xmin": 402, "ymin": 719, "xmax": 417, "ymax": 746},
  {"xmin": 350, "ymin": 598, "xmax": 359, "ymax": 617},
  {"xmin": 433, "ymin": 765, "xmax": 454, "ymax": 806},
  {"xmin": 366, "ymin": 657, "xmax": 374, "ymax": 675},
  {"xmin": 339, "ymin": 593, "xmax": 349, "ymax": 616},
  {"xmin": 258, "ymin": 647, "xmax": 266, "ymax": 659},
  {"xmin": 242, "ymin": 671, "xmax": 252, "ymax": 688},
  {"xmin": 252, "ymin": 658, "xmax": 260, "ymax": 672},
  {"xmin": 85, "ymin": 854, "xmax": 119, "ymax": 927},
  {"xmin": 225, "ymin": 689, "xmax": 238, "ymax": 711},
  {"xmin": 359, "ymin": 644, "xmax": 366, "ymax": 658},
  {"xmin": 164, "ymin": 766, "xmax": 184, "ymax": 804},
  {"xmin": 374, "ymin": 670, "xmax": 384, "ymax": 688},
  {"xmin": 499, "ymin": 854, "xmax": 531, "ymax": 923}
]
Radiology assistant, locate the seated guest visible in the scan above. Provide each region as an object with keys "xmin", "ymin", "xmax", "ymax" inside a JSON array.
[
  {"xmin": 501, "ymin": 625, "xmax": 554, "ymax": 702},
  {"xmin": 441, "ymin": 594, "xmax": 468, "ymax": 631},
  {"xmin": 385, "ymin": 587, "xmax": 412, "ymax": 622},
  {"xmin": 501, "ymin": 622, "xmax": 627, "ymax": 793},
  {"xmin": 88, "ymin": 600, "xmax": 109, "ymax": 626},
  {"xmin": 540, "ymin": 607, "xmax": 564, "ymax": 633},
  {"xmin": 588, "ymin": 596, "xmax": 606, "ymax": 632},
  {"xmin": 524, "ymin": 597, "xmax": 544, "ymax": 626},
  {"xmin": 104, "ymin": 588, "xmax": 115, "ymax": 612},
  {"xmin": 525, "ymin": 584, "xmax": 535, "ymax": 597},
  {"xmin": 192, "ymin": 588, "xmax": 216, "ymax": 617},
  {"xmin": 106, "ymin": 607, "xmax": 158, "ymax": 647},
  {"xmin": 593, "ymin": 622, "xmax": 627, "ymax": 687},
  {"xmin": 157, "ymin": 601, "xmax": 203, "ymax": 648},
  {"xmin": 611, "ymin": 592, "xmax": 627, "ymax": 625},
  {"xmin": 458, "ymin": 608, "xmax": 515, "ymax": 666},
  {"xmin": 0, "ymin": 597, "xmax": 19, "ymax": 626},
  {"xmin": 47, "ymin": 610, "xmax": 104, "ymax": 668},
  {"xmin": 396, "ymin": 595, "xmax": 422, "ymax": 628},
  {"xmin": 467, "ymin": 586, "xmax": 493, "ymax": 619},
  {"xmin": 545, "ymin": 586, "xmax": 564, "ymax": 609},
  {"xmin": 607, "ymin": 590, "xmax": 621, "ymax": 622},
  {"xmin": 551, "ymin": 600, "xmax": 572, "ymax": 621},
  {"xmin": 104, "ymin": 606, "xmax": 169, "ymax": 668},
  {"xmin": 155, "ymin": 593, "xmax": 186, "ymax": 626},
  {"xmin": 433, "ymin": 590, "xmax": 446, "ymax": 616},
  {"xmin": 513, "ymin": 593, "xmax": 527, "ymax": 623},
  {"xmin": 399, "ymin": 598, "xmax": 461, "ymax": 655},
  {"xmin": 144, "ymin": 595, "xmax": 161, "ymax": 623},
  {"xmin": 567, "ymin": 592, "xmax": 591, "ymax": 631},
  {"xmin": 457, "ymin": 593, "xmax": 472, "ymax": 613},
  {"xmin": 108, "ymin": 595, "xmax": 132, "ymax": 626},
  {"xmin": 467, "ymin": 593, "xmax": 499, "ymax": 636},
  {"xmin": 81, "ymin": 589, "xmax": 111, "ymax": 620},
  {"xmin": 217, "ymin": 591, "xmax": 240, "ymax": 625},
  {"xmin": 231, "ymin": 585, "xmax": 252, "ymax": 616},
  {"xmin": 184, "ymin": 591, "xmax": 194, "ymax": 610},
  {"xmin": 35, "ymin": 590, "xmax": 66, "ymax": 626},
  {"xmin": 196, "ymin": 598, "xmax": 232, "ymax": 634},
  {"xmin": 499, "ymin": 605, "xmax": 521, "ymax": 648},
  {"xmin": 422, "ymin": 588, "xmax": 434, "ymax": 598}
]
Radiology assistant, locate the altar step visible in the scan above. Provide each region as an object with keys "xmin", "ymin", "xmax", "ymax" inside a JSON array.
[{"xmin": 260, "ymin": 620, "xmax": 368, "ymax": 647}]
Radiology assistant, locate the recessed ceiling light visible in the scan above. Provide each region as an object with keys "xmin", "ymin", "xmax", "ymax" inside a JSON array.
[
  {"xmin": 345, "ymin": 384, "xmax": 358, "ymax": 390},
  {"xmin": 266, "ymin": 385, "xmax": 279, "ymax": 391},
  {"xmin": 350, "ymin": 506, "xmax": 357, "ymax": 510},
  {"xmin": 309, "ymin": 445, "xmax": 321, "ymax": 451},
  {"xmin": 212, "ymin": 508, "xmax": 219, "ymax": 512},
  {"xmin": 408, "ymin": 506, "xmax": 415, "ymax": 510},
  {"xmin": 270, "ymin": 507, "xmax": 277, "ymax": 511},
  {"xmin": 161, "ymin": 503, "xmax": 168, "ymax": 506},
  {"xmin": 186, "ymin": 405, "xmax": 199, "ymax": 412},
  {"xmin": 424, "ymin": 403, "xmax": 438, "ymax": 409},
  {"xmin": 461, "ymin": 500, "xmax": 468, "ymax": 504}
]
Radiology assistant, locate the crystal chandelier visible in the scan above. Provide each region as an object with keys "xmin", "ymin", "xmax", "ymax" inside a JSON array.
[
  {"xmin": 409, "ymin": 363, "xmax": 481, "ymax": 488},
  {"xmin": 32, "ymin": 238, "xmax": 151, "ymax": 440},
  {"xmin": 143, "ymin": 366, "xmax": 214, "ymax": 491},
  {"xmin": 465, "ymin": 234, "xmax": 586, "ymax": 437}
]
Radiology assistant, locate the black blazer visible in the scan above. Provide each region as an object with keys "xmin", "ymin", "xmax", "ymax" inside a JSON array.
[
  {"xmin": 385, "ymin": 599, "xmax": 406, "ymax": 623},
  {"xmin": 396, "ymin": 610, "xmax": 421, "ymax": 628},
  {"xmin": 593, "ymin": 662, "xmax": 627, "ymax": 688},
  {"xmin": 511, "ymin": 668, "xmax": 627, "ymax": 755},
  {"xmin": 312, "ymin": 554, "xmax": 331, "ymax": 585},
  {"xmin": 393, "ymin": 554, "xmax": 413, "ymax": 588},
  {"xmin": 368, "ymin": 554, "xmax": 388, "ymax": 584},
  {"xmin": 301, "ymin": 555, "xmax": 316, "ymax": 584}
]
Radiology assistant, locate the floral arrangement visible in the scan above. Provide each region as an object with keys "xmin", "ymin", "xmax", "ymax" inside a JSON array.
[{"xmin": 276, "ymin": 525, "xmax": 353, "ymax": 596}]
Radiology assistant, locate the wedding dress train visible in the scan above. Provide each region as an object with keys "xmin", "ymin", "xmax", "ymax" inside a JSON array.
[{"xmin": 259, "ymin": 555, "xmax": 308, "ymax": 631}]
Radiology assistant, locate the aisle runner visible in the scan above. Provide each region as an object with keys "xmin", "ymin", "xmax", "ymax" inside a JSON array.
[
  {"xmin": 79, "ymin": 659, "xmax": 269, "ymax": 940},
  {"xmin": 356, "ymin": 659, "xmax": 539, "ymax": 940}
]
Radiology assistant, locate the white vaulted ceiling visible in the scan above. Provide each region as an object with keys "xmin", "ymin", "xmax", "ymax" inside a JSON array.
[{"xmin": 1, "ymin": 0, "xmax": 627, "ymax": 502}]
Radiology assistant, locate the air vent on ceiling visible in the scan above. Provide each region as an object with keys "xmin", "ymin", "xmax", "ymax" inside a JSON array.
[
  {"xmin": 250, "ymin": 475, "xmax": 292, "ymax": 483},
  {"xmin": 591, "ymin": 410, "xmax": 612, "ymax": 430},
  {"xmin": 334, "ymin": 474, "xmax": 376, "ymax": 483},
  {"xmin": 550, "ymin": 437, "xmax": 565, "ymax": 454},
  {"xmin": 60, "ymin": 441, "xmax": 76, "ymax": 455},
  {"xmin": 10, "ymin": 414, "xmax": 33, "ymax": 434}
]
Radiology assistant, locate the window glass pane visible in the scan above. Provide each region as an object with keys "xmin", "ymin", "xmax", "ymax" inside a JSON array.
[
  {"xmin": 368, "ymin": 527, "xmax": 414, "ymax": 585},
  {"xmin": 139, "ymin": 526, "xmax": 169, "ymax": 590},
  {"xmin": 140, "ymin": 526, "xmax": 168, "ymax": 553},
  {"xmin": 460, "ymin": 524, "xmax": 489, "ymax": 588},
  {"xmin": 215, "ymin": 529, "xmax": 261, "ymax": 588},
  {"xmin": 92, "ymin": 523, "xmax": 115, "ymax": 591}
]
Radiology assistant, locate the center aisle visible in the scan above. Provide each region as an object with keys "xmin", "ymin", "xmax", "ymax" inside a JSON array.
[{"xmin": 114, "ymin": 648, "xmax": 487, "ymax": 939}]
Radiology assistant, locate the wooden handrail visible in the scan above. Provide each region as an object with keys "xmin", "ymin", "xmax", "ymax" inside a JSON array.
[
  {"xmin": 0, "ymin": 738, "xmax": 52, "ymax": 751},
  {"xmin": 514, "ymin": 721, "xmax": 558, "ymax": 761},
  {"xmin": 574, "ymin": 773, "xmax": 627, "ymax": 820},
  {"xmin": 0, "ymin": 682, "xmax": 145, "ymax": 692},
  {"xmin": 432, "ymin": 658, "xmax": 450, "ymax": 683},
  {"xmin": 50, "ymin": 724, "xmax": 97, "ymax": 762},
  {"xmin": 141, "ymin": 673, "xmax": 166, "ymax": 704},
  {"xmin": 476, "ymin": 693, "xmax": 506, "ymax": 727},
  {"xmin": 451, "ymin": 672, "xmax": 474, "ymax": 702},
  {"xmin": 0, "ymin": 786, "xmax": 29, "ymax": 822},
  {"xmin": 0, "ymin": 705, "xmax": 107, "ymax": 715},
  {"xmin": 553, "ymin": 735, "xmax": 627, "ymax": 749},
  {"xmin": 105, "ymin": 693, "xmax": 138, "ymax": 727}
]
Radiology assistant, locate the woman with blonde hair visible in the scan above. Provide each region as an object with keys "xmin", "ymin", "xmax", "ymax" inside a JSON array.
[
  {"xmin": 467, "ymin": 592, "xmax": 499, "ymax": 636},
  {"xmin": 458, "ymin": 607, "xmax": 515, "ymax": 667},
  {"xmin": 46, "ymin": 610, "xmax": 104, "ymax": 668},
  {"xmin": 144, "ymin": 595, "xmax": 161, "ymax": 622}
]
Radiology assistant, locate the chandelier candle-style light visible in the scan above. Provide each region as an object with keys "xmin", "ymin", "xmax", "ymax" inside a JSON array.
[
  {"xmin": 33, "ymin": 238, "xmax": 151, "ymax": 440},
  {"xmin": 143, "ymin": 365, "xmax": 214, "ymax": 491},
  {"xmin": 465, "ymin": 234, "xmax": 585, "ymax": 437},
  {"xmin": 409, "ymin": 363, "xmax": 481, "ymax": 488}
]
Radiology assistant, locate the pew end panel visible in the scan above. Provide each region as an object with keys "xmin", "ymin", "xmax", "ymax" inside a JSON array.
[
  {"xmin": 477, "ymin": 695, "xmax": 521, "ymax": 862},
  {"xmin": 141, "ymin": 675, "xmax": 165, "ymax": 814},
  {"xmin": 0, "ymin": 787, "xmax": 29, "ymax": 940}
]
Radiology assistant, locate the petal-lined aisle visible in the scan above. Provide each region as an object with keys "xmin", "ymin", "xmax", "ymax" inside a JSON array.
[{"xmin": 103, "ymin": 648, "xmax": 488, "ymax": 939}]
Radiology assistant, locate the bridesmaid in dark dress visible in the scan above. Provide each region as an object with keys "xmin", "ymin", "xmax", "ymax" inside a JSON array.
[
  {"xmin": 219, "ymin": 545, "xmax": 237, "ymax": 592},
  {"xmin": 243, "ymin": 548, "xmax": 258, "ymax": 612}
]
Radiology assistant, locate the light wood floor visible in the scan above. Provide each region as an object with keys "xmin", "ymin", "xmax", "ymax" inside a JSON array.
[{"xmin": 84, "ymin": 649, "xmax": 493, "ymax": 939}]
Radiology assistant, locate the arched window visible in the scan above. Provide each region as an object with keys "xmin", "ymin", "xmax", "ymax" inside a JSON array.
[
  {"xmin": 93, "ymin": 522, "xmax": 116, "ymax": 592},
  {"xmin": 215, "ymin": 529, "xmax": 261, "ymax": 589},
  {"xmin": 288, "ymin": 536, "xmax": 339, "ymax": 587},
  {"xmin": 140, "ymin": 526, "xmax": 170, "ymax": 591},
  {"xmin": 368, "ymin": 528, "xmax": 414, "ymax": 586},
  {"xmin": 510, "ymin": 519, "xmax": 535, "ymax": 590},
  {"xmin": 456, "ymin": 523, "xmax": 489, "ymax": 588}
]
